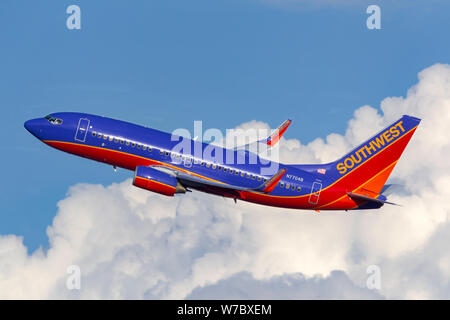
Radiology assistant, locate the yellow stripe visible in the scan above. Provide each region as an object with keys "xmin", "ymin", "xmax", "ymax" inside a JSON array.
[{"xmin": 317, "ymin": 159, "xmax": 398, "ymax": 209}]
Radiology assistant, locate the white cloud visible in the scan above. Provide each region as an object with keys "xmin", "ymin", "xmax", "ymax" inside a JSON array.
[
  {"xmin": 187, "ymin": 271, "xmax": 383, "ymax": 299},
  {"xmin": 1, "ymin": 63, "xmax": 450, "ymax": 299}
]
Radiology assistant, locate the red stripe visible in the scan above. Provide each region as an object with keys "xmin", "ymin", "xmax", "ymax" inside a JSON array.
[{"xmin": 45, "ymin": 126, "xmax": 416, "ymax": 210}]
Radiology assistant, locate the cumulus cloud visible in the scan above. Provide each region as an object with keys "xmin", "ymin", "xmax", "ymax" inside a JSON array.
[
  {"xmin": 187, "ymin": 271, "xmax": 382, "ymax": 299},
  {"xmin": 1, "ymin": 64, "xmax": 450, "ymax": 299}
]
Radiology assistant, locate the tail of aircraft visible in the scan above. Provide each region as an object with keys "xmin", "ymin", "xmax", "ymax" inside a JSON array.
[{"xmin": 329, "ymin": 114, "xmax": 421, "ymax": 200}]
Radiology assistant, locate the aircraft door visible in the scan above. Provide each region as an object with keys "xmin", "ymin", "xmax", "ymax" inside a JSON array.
[
  {"xmin": 75, "ymin": 118, "xmax": 90, "ymax": 142},
  {"xmin": 308, "ymin": 181, "xmax": 322, "ymax": 205}
]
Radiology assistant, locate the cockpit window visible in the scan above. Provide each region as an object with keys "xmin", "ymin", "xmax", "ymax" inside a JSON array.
[{"xmin": 44, "ymin": 115, "xmax": 63, "ymax": 125}]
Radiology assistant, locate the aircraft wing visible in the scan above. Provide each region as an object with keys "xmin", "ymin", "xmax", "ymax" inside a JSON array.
[{"xmin": 148, "ymin": 165, "xmax": 285, "ymax": 194}]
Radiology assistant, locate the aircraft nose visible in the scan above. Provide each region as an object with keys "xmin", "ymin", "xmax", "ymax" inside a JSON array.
[{"xmin": 24, "ymin": 118, "xmax": 44, "ymax": 138}]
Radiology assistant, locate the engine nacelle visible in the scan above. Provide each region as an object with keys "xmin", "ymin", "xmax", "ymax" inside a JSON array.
[{"xmin": 133, "ymin": 166, "xmax": 186, "ymax": 196}]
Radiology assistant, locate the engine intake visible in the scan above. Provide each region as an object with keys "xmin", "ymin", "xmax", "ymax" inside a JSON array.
[{"xmin": 133, "ymin": 166, "xmax": 186, "ymax": 196}]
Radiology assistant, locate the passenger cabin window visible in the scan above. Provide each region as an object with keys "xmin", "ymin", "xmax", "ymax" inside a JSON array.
[
  {"xmin": 126, "ymin": 141, "xmax": 130, "ymax": 146},
  {"xmin": 92, "ymin": 132, "xmax": 97, "ymax": 137},
  {"xmin": 97, "ymin": 133, "xmax": 102, "ymax": 138}
]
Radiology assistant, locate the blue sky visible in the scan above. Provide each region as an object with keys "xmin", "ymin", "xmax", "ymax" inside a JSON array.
[{"xmin": 1, "ymin": 0, "xmax": 449, "ymax": 252}]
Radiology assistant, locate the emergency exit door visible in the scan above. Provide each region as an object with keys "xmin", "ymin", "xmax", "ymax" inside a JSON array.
[
  {"xmin": 308, "ymin": 181, "xmax": 322, "ymax": 205},
  {"xmin": 75, "ymin": 118, "xmax": 90, "ymax": 142}
]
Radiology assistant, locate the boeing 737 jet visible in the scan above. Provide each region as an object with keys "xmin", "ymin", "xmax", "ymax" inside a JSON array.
[{"xmin": 24, "ymin": 113, "xmax": 420, "ymax": 211}]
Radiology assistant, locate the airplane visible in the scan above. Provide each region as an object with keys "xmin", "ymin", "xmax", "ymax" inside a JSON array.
[{"xmin": 24, "ymin": 113, "xmax": 420, "ymax": 211}]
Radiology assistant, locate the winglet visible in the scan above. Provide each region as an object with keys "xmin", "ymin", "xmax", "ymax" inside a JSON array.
[
  {"xmin": 256, "ymin": 168, "xmax": 286, "ymax": 193},
  {"xmin": 265, "ymin": 119, "xmax": 292, "ymax": 147}
]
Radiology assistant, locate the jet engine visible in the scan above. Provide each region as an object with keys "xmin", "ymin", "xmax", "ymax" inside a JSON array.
[{"xmin": 133, "ymin": 166, "xmax": 186, "ymax": 196}]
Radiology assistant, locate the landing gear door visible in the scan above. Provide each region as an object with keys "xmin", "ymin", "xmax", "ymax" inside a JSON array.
[
  {"xmin": 75, "ymin": 118, "xmax": 90, "ymax": 142},
  {"xmin": 308, "ymin": 181, "xmax": 322, "ymax": 205}
]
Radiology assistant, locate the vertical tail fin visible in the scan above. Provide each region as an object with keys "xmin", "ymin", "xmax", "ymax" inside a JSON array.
[{"xmin": 331, "ymin": 115, "xmax": 421, "ymax": 197}]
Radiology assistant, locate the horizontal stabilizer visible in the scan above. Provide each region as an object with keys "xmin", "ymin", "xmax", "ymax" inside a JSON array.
[{"xmin": 347, "ymin": 192, "xmax": 399, "ymax": 206}]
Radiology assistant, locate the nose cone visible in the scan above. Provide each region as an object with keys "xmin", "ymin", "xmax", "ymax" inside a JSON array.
[{"xmin": 24, "ymin": 118, "xmax": 45, "ymax": 139}]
